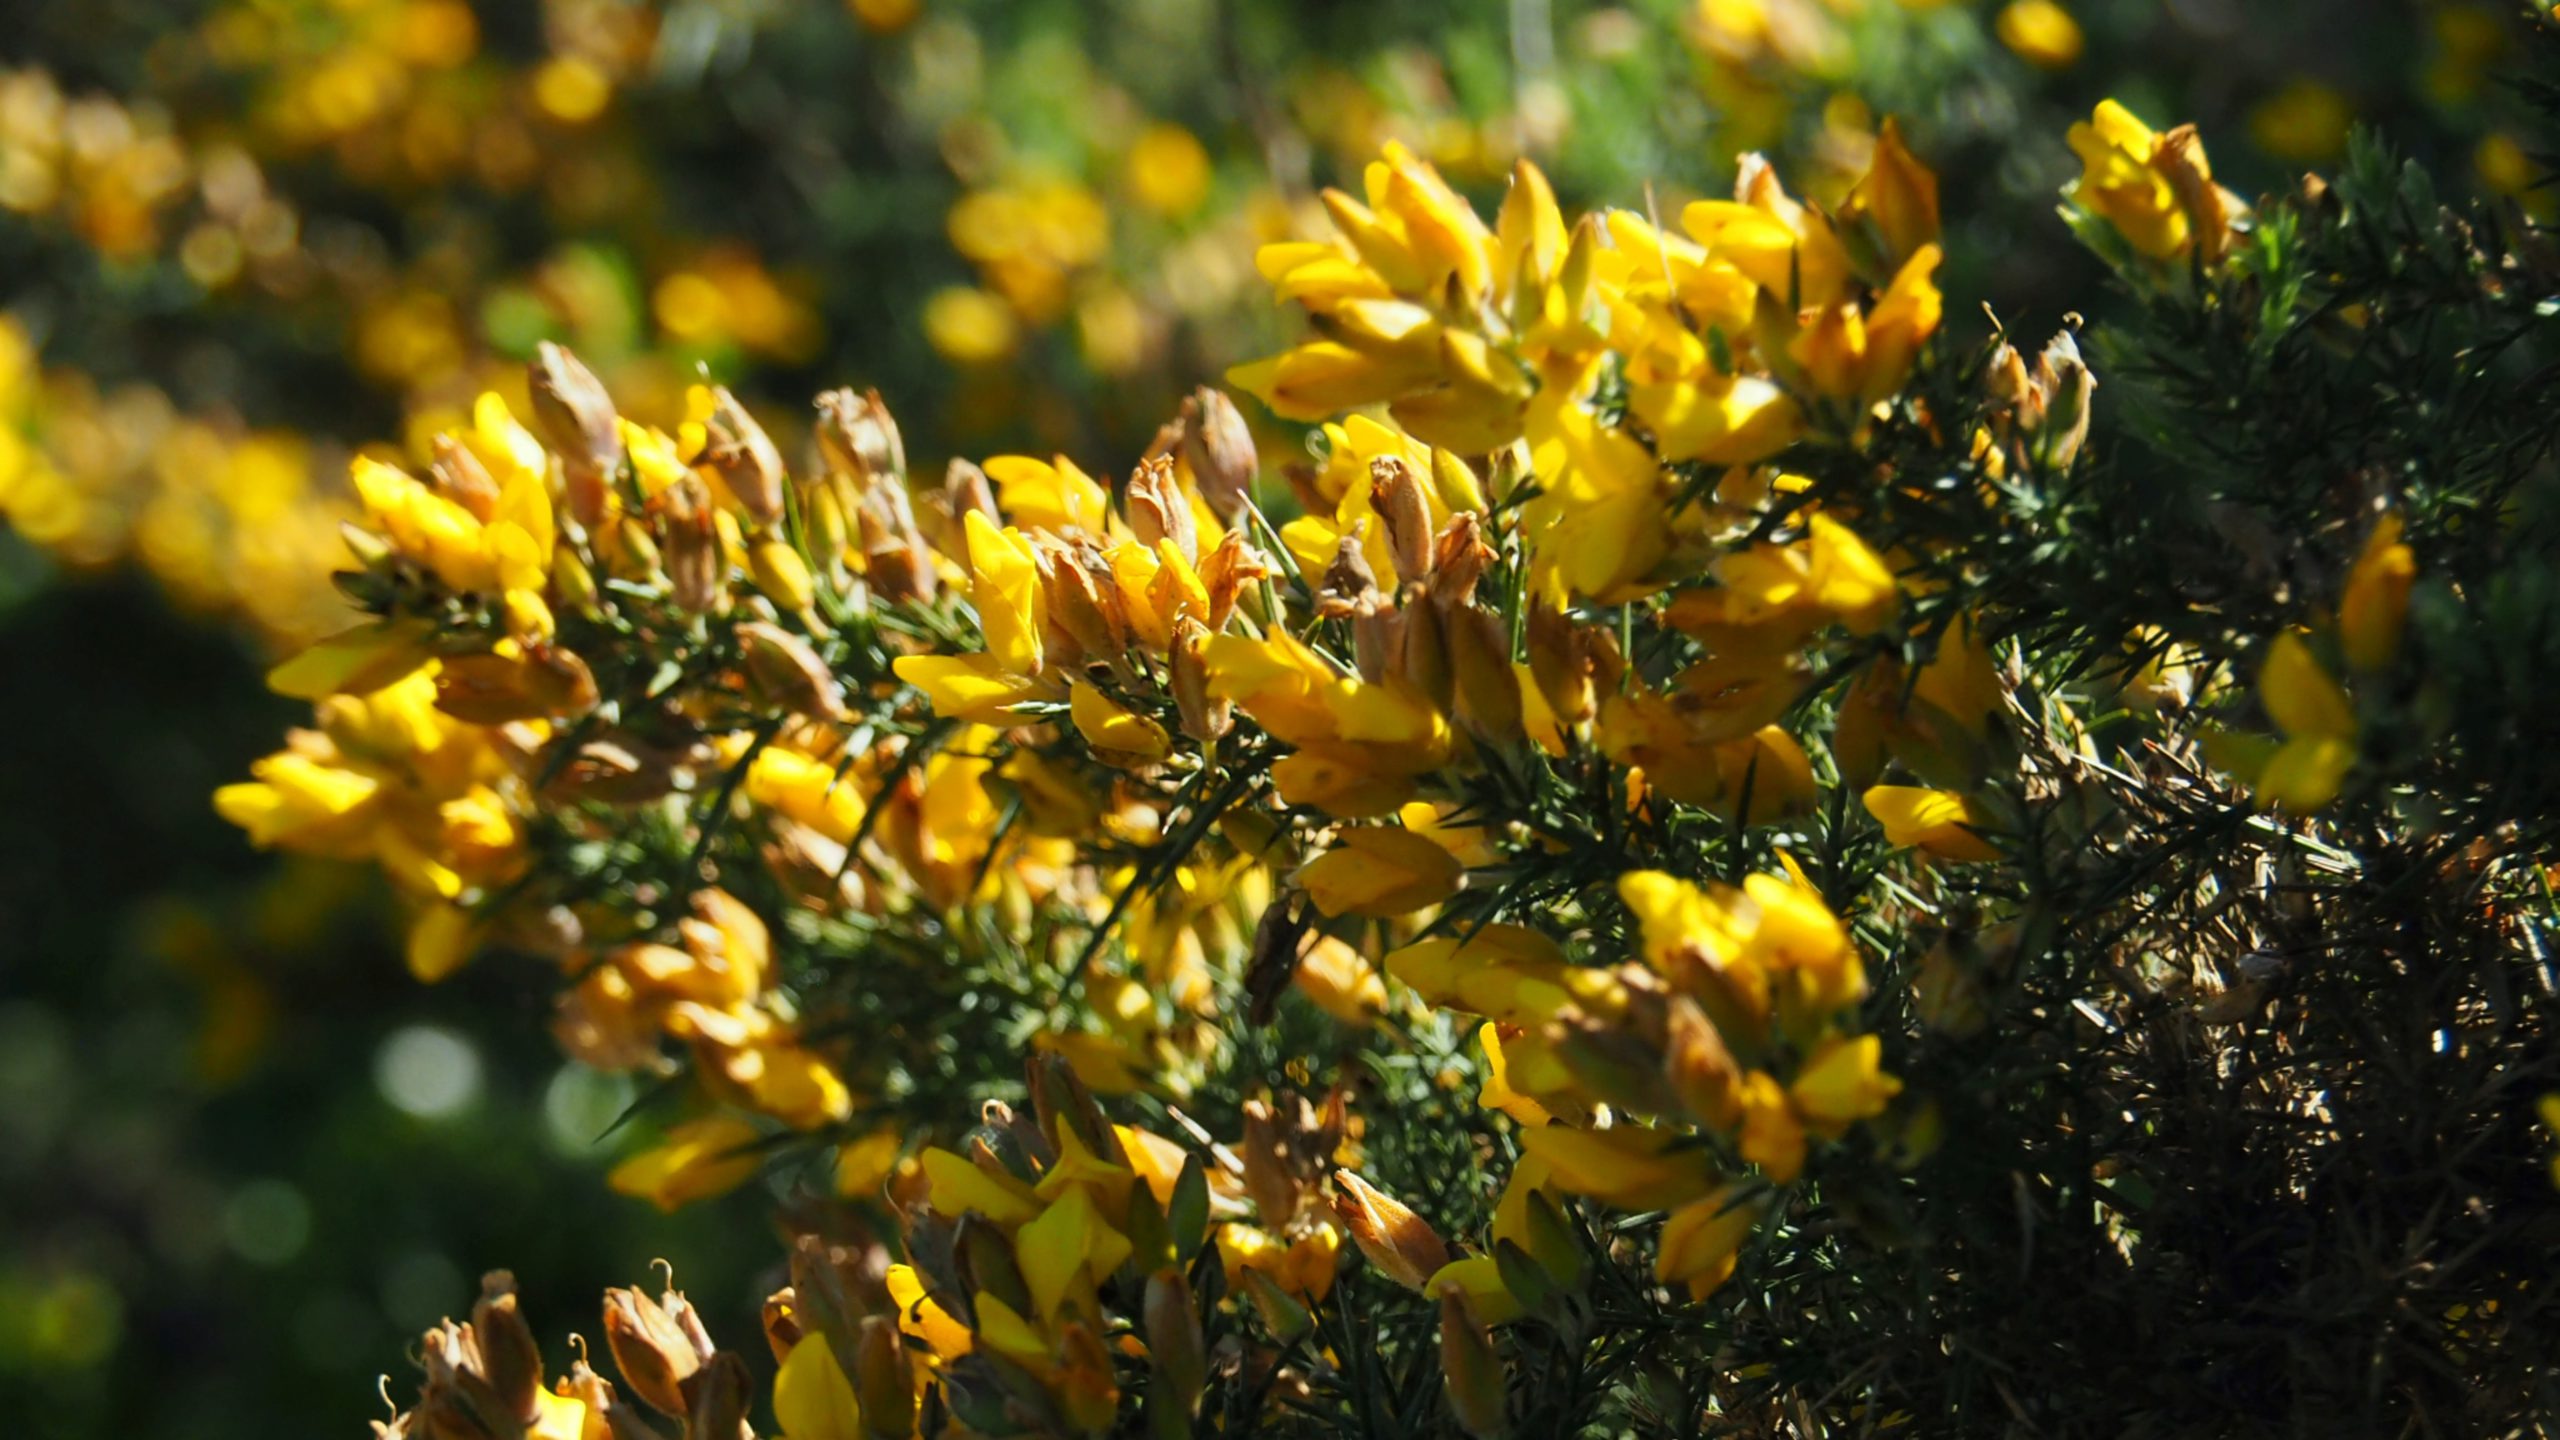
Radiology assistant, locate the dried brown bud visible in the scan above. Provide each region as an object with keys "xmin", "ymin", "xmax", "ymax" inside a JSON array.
[
  {"xmin": 528, "ymin": 341, "xmax": 621, "ymax": 528},
  {"xmin": 652, "ymin": 475, "xmax": 726, "ymax": 613},
  {"xmin": 1125, "ymin": 454, "xmax": 1198, "ymax": 564},
  {"xmin": 471, "ymin": 1273, "xmax": 543, "ymax": 1423},
  {"xmin": 760, "ymin": 1287, "xmax": 803, "ymax": 1364},
  {"xmin": 1318, "ymin": 525, "xmax": 1380, "ymax": 622},
  {"xmin": 854, "ymin": 466, "xmax": 937, "ymax": 603},
  {"xmin": 853, "ymin": 1315, "xmax": 916, "ymax": 1438},
  {"xmin": 1195, "ymin": 528, "xmax": 1267, "ymax": 632},
  {"xmin": 1144, "ymin": 1269, "xmax": 1208, "ymax": 1416},
  {"xmin": 814, "ymin": 386, "xmax": 905, "ymax": 483},
  {"xmin": 601, "ymin": 1287, "xmax": 703, "ymax": 1418},
  {"xmin": 1333, "ymin": 1170, "xmax": 1452, "ymax": 1291},
  {"xmin": 430, "ymin": 434, "xmax": 500, "ymax": 522},
  {"xmin": 944, "ymin": 457, "xmax": 999, "ymax": 530},
  {"xmin": 684, "ymin": 1351, "xmax": 752, "ymax": 1440},
  {"xmin": 1427, "ymin": 512, "xmax": 1494, "ymax": 606},
  {"xmin": 1446, "ymin": 601, "xmax": 1524, "ymax": 745},
  {"xmin": 701, "ymin": 387, "xmax": 787, "ymax": 525},
  {"xmin": 435, "ymin": 645, "xmax": 598, "ymax": 725},
  {"xmin": 1369, "ymin": 455, "xmax": 1434, "ymax": 587},
  {"xmin": 737, "ymin": 621, "xmax": 850, "ymax": 722},
  {"xmin": 1181, "ymin": 387, "xmax": 1258, "ymax": 519},
  {"xmin": 1168, "ymin": 616, "xmax": 1230, "ymax": 748},
  {"xmin": 1238, "ymin": 1099, "xmax": 1304, "ymax": 1224}
]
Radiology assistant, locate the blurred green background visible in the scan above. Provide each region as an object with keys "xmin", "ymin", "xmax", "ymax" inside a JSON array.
[{"xmin": 0, "ymin": 0, "xmax": 2541, "ymax": 1433}]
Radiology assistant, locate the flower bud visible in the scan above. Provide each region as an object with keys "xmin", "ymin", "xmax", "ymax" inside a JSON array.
[
  {"xmin": 1125, "ymin": 454, "xmax": 1197, "ymax": 564},
  {"xmin": 761, "ymin": 1286, "xmax": 804, "ymax": 1363},
  {"xmin": 686, "ymin": 1350, "xmax": 752, "ymax": 1440},
  {"xmin": 1241, "ymin": 1266, "xmax": 1313, "ymax": 1343},
  {"xmin": 471, "ymin": 1272, "xmax": 542, "ymax": 1423},
  {"xmin": 430, "ymin": 433, "xmax": 501, "ymax": 521},
  {"xmin": 814, "ymin": 387, "xmax": 904, "ymax": 483},
  {"xmin": 855, "ymin": 470, "xmax": 937, "ymax": 603},
  {"xmin": 944, "ymin": 457, "xmax": 998, "ymax": 531},
  {"xmin": 750, "ymin": 538, "xmax": 818, "ymax": 615},
  {"xmin": 1181, "ymin": 386, "xmax": 1257, "ymax": 520},
  {"xmin": 853, "ymin": 1315, "xmax": 915, "ymax": 1439},
  {"xmin": 701, "ymin": 386, "xmax": 787, "ymax": 525},
  {"xmin": 1333, "ymin": 1169, "xmax": 1452, "ymax": 1291},
  {"xmin": 1438, "ymin": 1284, "xmax": 1510, "ymax": 1438},
  {"xmin": 737, "ymin": 622, "xmax": 850, "ymax": 723},
  {"xmin": 1369, "ymin": 455, "xmax": 1434, "ymax": 587},
  {"xmin": 1317, "ymin": 526, "xmax": 1379, "ymax": 621},
  {"xmin": 1446, "ymin": 601, "xmax": 1524, "ymax": 745},
  {"xmin": 528, "ymin": 341, "xmax": 621, "ymax": 528},
  {"xmin": 1195, "ymin": 528, "xmax": 1266, "ymax": 631},
  {"xmin": 1143, "ymin": 1269, "xmax": 1207, "ymax": 1417},
  {"xmin": 652, "ymin": 475, "xmax": 726, "ymax": 613},
  {"xmin": 1168, "ymin": 617, "xmax": 1230, "ymax": 747},
  {"xmin": 601, "ymin": 1287, "xmax": 703, "ymax": 1418}
]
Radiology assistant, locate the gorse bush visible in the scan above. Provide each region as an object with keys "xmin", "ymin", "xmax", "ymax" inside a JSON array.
[{"xmin": 197, "ymin": 19, "xmax": 2560, "ymax": 1440}]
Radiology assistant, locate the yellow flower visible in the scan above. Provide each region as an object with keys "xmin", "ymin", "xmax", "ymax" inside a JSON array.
[
  {"xmin": 1069, "ymin": 682, "xmax": 1172, "ymax": 766},
  {"xmin": 1517, "ymin": 1124, "xmax": 1717, "ymax": 1211},
  {"xmin": 607, "ymin": 1114, "xmax": 763, "ymax": 1211},
  {"xmin": 1843, "ymin": 118, "xmax": 1942, "ymax": 265},
  {"xmin": 2340, "ymin": 513, "xmax": 2415, "ymax": 674},
  {"xmin": 1295, "ymin": 936, "xmax": 1388, "ymax": 1025},
  {"xmin": 773, "ymin": 1334, "xmax": 862, "ymax": 1440},
  {"xmin": 1299, "ymin": 826, "xmax": 1463, "ymax": 918},
  {"xmin": 2253, "ymin": 630, "xmax": 2358, "ymax": 811},
  {"xmin": 923, "ymin": 286, "xmax": 1019, "ymax": 364},
  {"xmin": 1656, "ymin": 1184, "xmax": 1764, "ymax": 1299},
  {"xmin": 1126, "ymin": 123, "xmax": 1213, "ymax": 219},
  {"xmin": 1995, "ymin": 0, "xmax": 2084, "ymax": 70},
  {"xmin": 1018, "ymin": 1185, "xmax": 1133, "ymax": 1323},
  {"xmin": 1862, "ymin": 785, "xmax": 2002, "ymax": 862},
  {"xmin": 963, "ymin": 510, "xmax": 1047, "ymax": 674},
  {"xmin": 2066, "ymin": 100, "xmax": 2244, "ymax": 265},
  {"xmin": 1788, "ymin": 1033, "xmax": 1902, "ymax": 1134}
]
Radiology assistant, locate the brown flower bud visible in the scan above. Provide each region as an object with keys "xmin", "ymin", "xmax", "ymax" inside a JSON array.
[
  {"xmin": 701, "ymin": 387, "xmax": 786, "ymax": 525},
  {"xmin": 1237, "ymin": 1099, "xmax": 1304, "ymax": 1224},
  {"xmin": 1042, "ymin": 543, "xmax": 1128, "ymax": 665},
  {"xmin": 1125, "ymin": 454, "xmax": 1197, "ymax": 564},
  {"xmin": 435, "ymin": 645, "xmax": 598, "ymax": 724},
  {"xmin": 1663, "ymin": 996, "xmax": 1745, "ymax": 1130},
  {"xmin": 528, "ymin": 341, "xmax": 621, "ymax": 528},
  {"xmin": 1143, "ymin": 1269, "xmax": 1208, "ymax": 1417},
  {"xmin": 1446, "ymin": 601, "xmax": 1524, "ymax": 744},
  {"xmin": 2156, "ymin": 124, "xmax": 2241, "ymax": 267},
  {"xmin": 737, "ymin": 620, "xmax": 850, "ymax": 722},
  {"xmin": 1168, "ymin": 617, "xmax": 1230, "ymax": 748},
  {"xmin": 601, "ymin": 1287, "xmax": 703, "ymax": 1418},
  {"xmin": 652, "ymin": 475, "xmax": 726, "ymax": 614},
  {"xmin": 1427, "ymin": 512, "xmax": 1495, "ymax": 606},
  {"xmin": 1350, "ymin": 594, "xmax": 1402, "ymax": 687},
  {"xmin": 1525, "ymin": 602, "xmax": 1598, "ymax": 725},
  {"xmin": 814, "ymin": 386, "xmax": 904, "ymax": 483},
  {"xmin": 1195, "ymin": 528, "xmax": 1267, "ymax": 632},
  {"xmin": 1181, "ymin": 386, "xmax": 1257, "ymax": 519},
  {"xmin": 684, "ymin": 1351, "xmax": 752, "ymax": 1440},
  {"xmin": 1369, "ymin": 455, "xmax": 1434, "ymax": 587},
  {"xmin": 855, "ymin": 468, "xmax": 937, "ymax": 603},
  {"xmin": 471, "ymin": 1273, "xmax": 542, "ymax": 1423},
  {"xmin": 430, "ymin": 433, "xmax": 500, "ymax": 522},
  {"xmin": 1439, "ymin": 1284, "xmax": 1510, "ymax": 1438},
  {"xmin": 760, "ymin": 1286, "xmax": 803, "ymax": 1364},
  {"xmin": 944, "ymin": 457, "xmax": 998, "ymax": 530},
  {"xmin": 1333, "ymin": 1170, "xmax": 1452, "ymax": 1291},
  {"xmin": 1318, "ymin": 526, "xmax": 1379, "ymax": 621},
  {"xmin": 1395, "ymin": 593, "xmax": 1453, "ymax": 715},
  {"xmin": 853, "ymin": 1315, "xmax": 916, "ymax": 1439}
]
